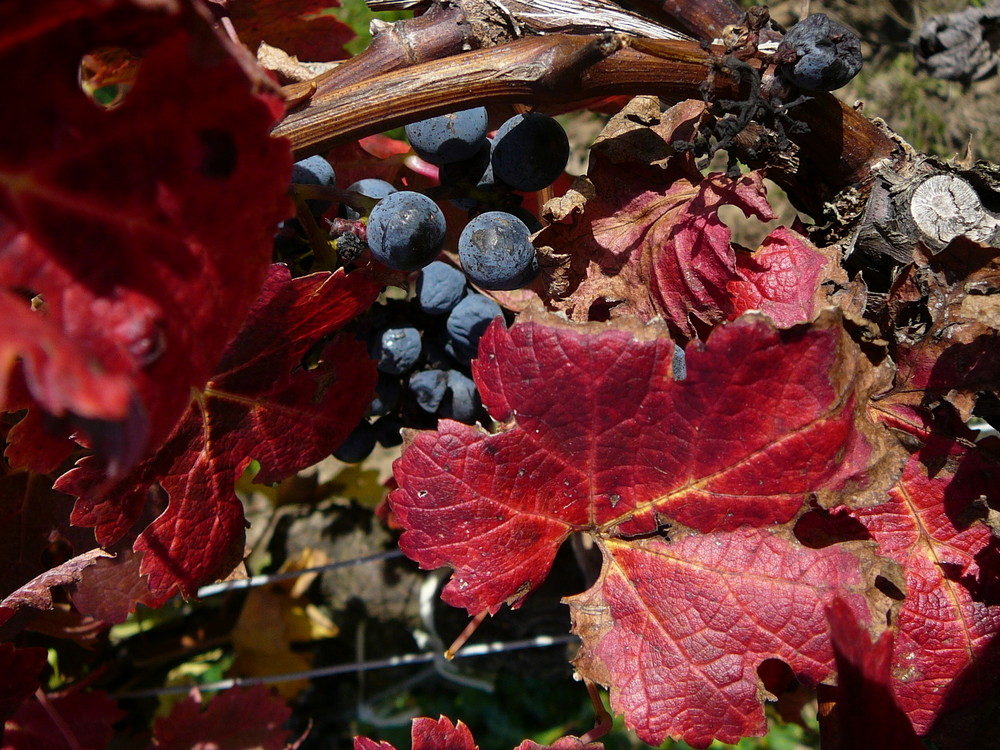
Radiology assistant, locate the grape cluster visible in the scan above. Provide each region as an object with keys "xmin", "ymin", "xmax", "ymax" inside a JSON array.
[
  {"xmin": 280, "ymin": 108, "xmax": 570, "ymax": 290},
  {"xmin": 334, "ymin": 262, "xmax": 505, "ymax": 463},
  {"xmin": 364, "ymin": 108, "xmax": 569, "ymax": 288},
  {"xmin": 277, "ymin": 109, "xmax": 572, "ymax": 462}
]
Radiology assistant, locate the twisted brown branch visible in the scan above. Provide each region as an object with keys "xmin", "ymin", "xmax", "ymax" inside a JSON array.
[{"xmin": 272, "ymin": 34, "xmax": 898, "ymax": 215}]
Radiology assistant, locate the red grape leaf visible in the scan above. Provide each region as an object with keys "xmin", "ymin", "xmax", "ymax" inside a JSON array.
[
  {"xmin": 355, "ymin": 740, "xmax": 395, "ymax": 750},
  {"xmin": 354, "ymin": 716, "xmax": 601, "ymax": 750},
  {"xmin": 566, "ymin": 528, "xmax": 881, "ymax": 748},
  {"xmin": 0, "ymin": 549, "xmax": 110, "ymax": 629},
  {"xmin": 151, "ymin": 685, "xmax": 291, "ymax": 750},
  {"xmin": 229, "ymin": 0, "xmax": 355, "ymax": 62},
  {"xmin": 535, "ymin": 160, "xmax": 772, "ymax": 331},
  {"xmin": 408, "ymin": 716, "xmax": 475, "ymax": 750},
  {"xmin": 391, "ymin": 308, "xmax": 896, "ymax": 617},
  {"xmin": 56, "ymin": 264, "xmax": 380, "ymax": 600},
  {"xmin": 728, "ymin": 226, "xmax": 838, "ymax": 327},
  {"xmin": 882, "ymin": 239, "xmax": 1000, "ymax": 421},
  {"xmin": 1, "ymin": 0, "xmax": 292, "ymax": 474},
  {"xmin": 819, "ymin": 597, "xmax": 923, "ymax": 750},
  {"xmin": 3, "ymin": 690, "xmax": 123, "ymax": 750},
  {"xmin": 0, "ymin": 294, "xmax": 135, "ymax": 466},
  {"xmin": 69, "ymin": 548, "xmax": 162, "ymax": 625},
  {"xmin": 847, "ymin": 432, "xmax": 1000, "ymax": 734},
  {"xmin": 645, "ymin": 170, "xmax": 775, "ymax": 334},
  {"xmin": 0, "ymin": 644, "xmax": 47, "ymax": 733}
]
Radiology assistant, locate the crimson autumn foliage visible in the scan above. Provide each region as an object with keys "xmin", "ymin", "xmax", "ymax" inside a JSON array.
[
  {"xmin": 2, "ymin": 0, "xmax": 1000, "ymax": 748},
  {"xmin": 1, "ymin": 0, "xmax": 366, "ymax": 744},
  {"xmin": 151, "ymin": 685, "xmax": 295, "ymax": 750},
  {"xmin": 390, "ymin": 309, "xmax": 902, "ymax": 746},
  {"xmin": 388, "ymin": 100, "xmax": 1000, "ymax": 749},
  {"xmin": 57, "ymin": 264, "xmax": 380, "ymax": 604},
  {"xmin": 0, "ymin": 0, "xmax": 294, "ymax": 478}
]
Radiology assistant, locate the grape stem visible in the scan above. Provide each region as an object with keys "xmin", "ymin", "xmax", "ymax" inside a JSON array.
[{"xmin": 579, "ymin": 678, "xmax": 614, "ymax": 744}]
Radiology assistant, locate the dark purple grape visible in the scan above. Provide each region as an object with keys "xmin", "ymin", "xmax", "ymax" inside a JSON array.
[
  {"xmin": 373, "ymin": 415, "xmax": 404, "ymax": 448},
  {"xmin": 367, "ymin": 191, "xmax": 446, "ymax": 271},
  {"xmin": 491, "ymin": 113, "xmax": 569, "ymax": 192},
  {"xmin": 291, "ymin": 155, "xmax": 336, "ymax": 214},
  {"xmin": 440, "ymin": 370, "xmax": 480, "ymax": 423},
  {"xmin": 458, "ymin": 211, "xmax": 539, "ymax": 291},
  {"xmin": 406, "ymin": 108, "xmax": 489, "ymax": 165},
  {"xmin": 510, "ymin": 207, "xmax": 543, "ymax": 233},
  {"xmin": 445, "ymin": 293, "xmax": 503, "ymax": 363},
  {"xmin": 416, "ymin": 261, "xmax": 467, "ymax": 315},
  {"xmin": 334, "ymin": 420, "xmax": 376, "ymax": 463},
  {"xmin": 372, "ymin": 325, "xmax": 422, "ymax": 375},
  {"xmin": 367, "ymin": 373, "xmax": 402, "ymax": 417},
  {"xmin": 440, "ymin": 140, "xmax": 494, "ymax": 210},
  {"xmin": 775, "ymin": 13, "xmax": 863, "ymax": 91},
  {"xmin": 408, "ymin": 369, "xmax": 448, "ymax": 413}
]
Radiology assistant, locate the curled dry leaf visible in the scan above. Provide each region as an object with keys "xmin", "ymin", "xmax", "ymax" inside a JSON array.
[
  {"xmin": 881, "ymin": 238, "xmax": 1000, "ymax": 421},
  {"xmin": 534, "ymin": 99, "xmax": 842, "ymax": 335}
]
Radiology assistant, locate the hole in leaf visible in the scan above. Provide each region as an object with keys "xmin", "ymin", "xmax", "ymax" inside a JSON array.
[
  {"xmin": 874, "ymin": 575, "xmax": 905, "ymax": 601},
  {"xmin": 198, "ymin": 130, "xmax": 238, "ymax": 179},
  {"xmin": 718, "ymin": 203, "xmax": 774, "ymax": 251},
  {"xmin": 717, "ymin": 179, "xmax": 813, "ymax": 252},
  {"xmin": 757, "ymin": 658, "xmax": 796, "ymax": 697},
  {"xmin": 586, "ymin": 298, "xmax": 615, "ymax": 322},
  {"xmin": 79, "ymin": 46, "xmax": 141, "ymax": 110},
  {"xmin": 793, "ymin": 508, "xmax": 870, "ymax": 548},
  {"xmin": 892, "ymin": 301, "xmax": 932, "ymax": 345}
]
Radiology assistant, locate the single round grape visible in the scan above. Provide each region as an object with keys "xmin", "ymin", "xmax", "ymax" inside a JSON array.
[
  {"xmin": 373, "ymin": 325, "xmax": 422, "ymax": 375},
  {"xmin": 333, "ymin": 420, "xmax": 376, "ymax": 463},
  {"xmin": 775, "ymin": 13, "xmax": 863, "ymax": 91},
  {"xmin": 291, "ymin": 155, "xmax": 336, "ymax": 214},
  {"xmin": 342, "ymin": 178, "xmax": 397, "ymax": 221},
  {"xmin": 405, "ymin": 108, "xmax": 489, "ymax": 166},
  {"xmin": 416, "ymin": 261, "xmax": 467, "ymax": 315},
  {"xmin": 408, "ymin": 369, "xmax": 448, "ymax": 413},
  {"xmin": 491, "ymin": 113, "xmax": 569, "ymax": 192},
  {"xmin": 367, "ymin": 191, "xmax": 446, "ymax": 271},
  {"xmin": 458, "ymin": 211, "xmax": 539, "ymax": 291},
  {"xmin": 292, "ymin": 155, "xmax": 335, "ymax": 186},
  {"xmin": 445, "ymin": 293, "xmax": 503, "ymax": 362},
  {"xmin": 440, "ymin": 370, "xmax": 480, "ymax": 423}
]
